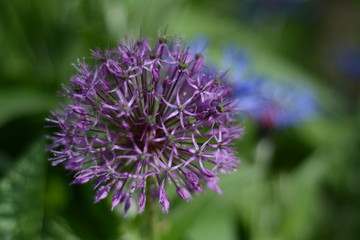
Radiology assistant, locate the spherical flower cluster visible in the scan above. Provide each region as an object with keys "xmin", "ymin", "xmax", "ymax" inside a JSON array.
[{"xmin": 46, "ymin": 36, "xmax": 242, "ymax": 214}]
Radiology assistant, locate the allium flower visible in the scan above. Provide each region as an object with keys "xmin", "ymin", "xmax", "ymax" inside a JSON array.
[{"xmin": 46, "ymin": 36, "xmax": 242, "ymax": 214}]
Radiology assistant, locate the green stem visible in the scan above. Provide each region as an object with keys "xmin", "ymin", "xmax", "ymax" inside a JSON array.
[
  {"xmin": 148, "ymin": 195, "xmax": 159, "ymax": 240},
  {"xmin": 145, "ymin": 177, "xmax": 159, "ymax": 240}
]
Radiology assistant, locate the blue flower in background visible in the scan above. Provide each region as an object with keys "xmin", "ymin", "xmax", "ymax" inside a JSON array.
[
  {"xmin": 334, "ymin": 46, "xmax": 360, "ymax": 80},
  {"xmin": 189, "ymin": 36, "xmax": 209, "ymax": 55},
  {"xmin": 252, "ymin": 80, "xmax": 317, "ymax": 128},
  {"xmin": 221, "ymin": 46, "xmax": 249, "ymax": 80},
  {"xmin": 221, "ymin": 46, "xmax": 317, "ymax": 128}
]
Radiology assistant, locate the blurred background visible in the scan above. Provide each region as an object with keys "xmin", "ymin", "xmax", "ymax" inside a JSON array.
[{"xmin": 1, "ymin": 0, "xmax": 360, "ymax": 239}]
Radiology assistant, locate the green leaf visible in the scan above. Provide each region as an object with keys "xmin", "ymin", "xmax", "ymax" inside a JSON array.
[
  {"xmin": 0, "ymin": 150, "xmax": 13, "ymax": 178},
  {"xmin": 161, "ymin": 163, "xmax": 262, "ymax": 240},
  {"xmin": 42, "ymin": 218, "xmax": 81, "ymax": 240},
  {"xmin": 0, "ymin": 140, "xmax": 80, "ymax": 240},
  {"xmin": 0, "ymin": 141, "xmax": 46, "ymax": 240},
  {"xmin": 0, "ymin": 89, "xmax": 57, "ymax": 127}
]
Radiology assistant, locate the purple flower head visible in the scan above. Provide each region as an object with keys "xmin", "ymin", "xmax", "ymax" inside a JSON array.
[{"xmin": 46, "ymin": 36, "xmax": 242, "ymax": 214}]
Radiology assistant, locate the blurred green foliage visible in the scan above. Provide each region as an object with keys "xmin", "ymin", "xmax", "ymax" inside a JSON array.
[{"xmin": 1, "ymin": 0, "xmax": 360, "ymax": 239}]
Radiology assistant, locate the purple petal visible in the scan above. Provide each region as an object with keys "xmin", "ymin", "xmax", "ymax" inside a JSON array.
[
  {"xmin": 137, "ymin": 192, "xmax": 146, "ymax": 214},
  {"xmin": 158, "ymin": 180, "xmax": 170, "ymax": 213},
  {"xmin": 177, "ymin": 187, "xmax": 192, "ymax": 201},
  {"xmin": 94, "ymin": 185, "xmax": 111, "ymax": 203}
]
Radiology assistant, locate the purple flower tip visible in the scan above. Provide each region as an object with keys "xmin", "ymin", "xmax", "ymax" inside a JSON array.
[
  {"xmin": 124, "ymin": 196, "xmax": 132, "ymax": 214},
  {"xmin": 177, "ymin": 187, "xmax": 192, "ymax": 201},
  {"xmin": 159, "ymin": 181, "xmax": 170, "ymax": 213},
  {"xmin": 46, "ymin": 35, "xmax": 243, "ymax": 214},
  {"xmin": 137, "ymin": 192, "xmax": 146, "ymax": 214},
  {"xmin": 94, "ymin": 185, "xmax": 111, "ymax": 203}
]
